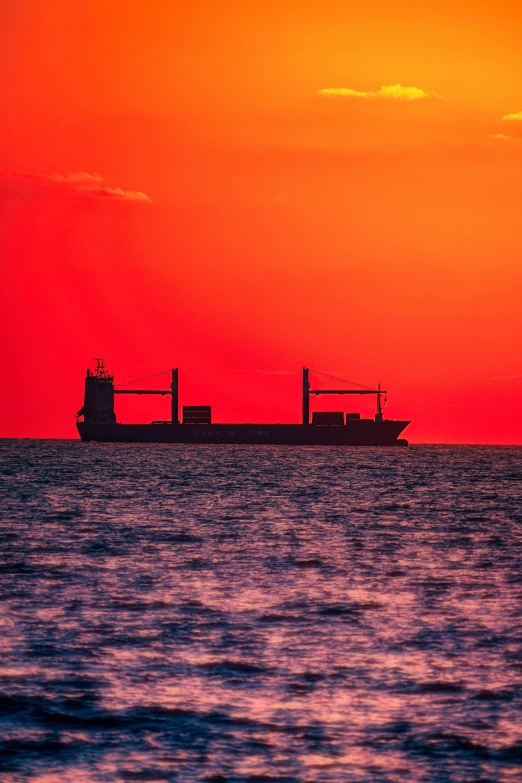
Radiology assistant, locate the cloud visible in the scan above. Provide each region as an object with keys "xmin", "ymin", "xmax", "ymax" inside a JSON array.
[
  {"xmin": 486, "ymin": 133, "xmax": 515, "ymax": 140},
  {"xmin": 48, "ymin": 171, "xmax": 105, "ymax": 185},
  {"xmin": 319, "ymin": 87, "xmax": 375, "ymax": 98},
  {"xmin": 85, "ymin": 186, "xmax": 152, "ymax": 202},
  {"xmin": 501, "ymin": 111, "xmax": 522, "ymax": 121},
  {"xmin": 1, "ymin": 171, "xmax": 151, "ymax": 203},
  {"xmin": 378, "ymin": 84, "xmax": 440, "ymax": 100},
  {"xmin": 318, "ymin": 83, "xmax": 440, "ymax": 101}
]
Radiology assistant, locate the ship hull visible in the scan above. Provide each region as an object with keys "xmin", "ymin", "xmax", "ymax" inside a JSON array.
[{"xmin": 77, "ymin": 420, "xmax": 410, "ymax": 446}]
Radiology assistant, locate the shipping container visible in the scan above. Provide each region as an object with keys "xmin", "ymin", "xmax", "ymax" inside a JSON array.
[
  {"xmin": 183, "ymin": 405, "xmax": 211, "ymax": 424},
  {"xmin": 312, "ymin": 411, "xmax": 344, "ymax": 426}
]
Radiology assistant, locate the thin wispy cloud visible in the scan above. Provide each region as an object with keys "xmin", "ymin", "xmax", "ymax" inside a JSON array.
[
  {"xmin": 88, "ymin": 186, "xmax": 151, "ymax": 202},
  {"xmin": 48, "ymin": 171, "xmax": 105, "ymax": 185},
  {"xmin": 318, "ymin": 83, "xmax": 441, "ymax": 101},
  {"xmin": 490, "ymin": 374, "xmax": 522, "ymax": 381},
  {"xmin": 501, "ymin": 110, "xmax": 522, "ymax": 121},
  {"xmin": 1, "ymin": 171, "xmax": 151, "ymax": 203},
  {"xmin": 486, "ymin": 133, "xmax": 515, "ymax": 141}
]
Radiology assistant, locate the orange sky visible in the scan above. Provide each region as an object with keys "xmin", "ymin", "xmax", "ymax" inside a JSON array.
[{"xmin": 1, "ymin": 0, "xmax": 521, "ymax": 442}]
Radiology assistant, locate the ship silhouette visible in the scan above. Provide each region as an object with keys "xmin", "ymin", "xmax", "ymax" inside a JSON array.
[{"xmin": 77, "ymin": 359, "xmax": 410, "ymax": 445}]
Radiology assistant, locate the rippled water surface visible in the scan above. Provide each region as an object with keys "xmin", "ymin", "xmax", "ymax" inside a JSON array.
[{"xmin": 1, "ymin": 441, "xmax": 522, "ymax": 782}]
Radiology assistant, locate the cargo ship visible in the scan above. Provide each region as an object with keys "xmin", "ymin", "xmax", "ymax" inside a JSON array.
[{"xmin": 77, "ymin": 359, "xmax": 410, "ymax": 445}]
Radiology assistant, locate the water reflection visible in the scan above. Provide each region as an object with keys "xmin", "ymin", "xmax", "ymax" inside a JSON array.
[{"xmin": 0, "ymin": 442, "xmax": 521, "ymax": 781}]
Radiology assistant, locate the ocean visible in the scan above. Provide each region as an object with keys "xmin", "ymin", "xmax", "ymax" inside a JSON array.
[{"xmin": 1, "ymin": 441, "xmax": 521, "ymax": 782}]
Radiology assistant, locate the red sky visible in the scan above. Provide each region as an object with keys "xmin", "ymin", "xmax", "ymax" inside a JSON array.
[{"xmin": 1, "ymin": 0, "xmax": 521, "ymax": 442}]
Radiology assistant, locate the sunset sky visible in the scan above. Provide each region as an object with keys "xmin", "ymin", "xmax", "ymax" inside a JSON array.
[{"xmin": 1, "ymin": 0, "xmax": 521, "ymax": 442}]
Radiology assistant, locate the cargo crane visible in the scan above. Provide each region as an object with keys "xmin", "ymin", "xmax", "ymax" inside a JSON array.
[
  {"xmin": 302, "ymin": 368, "xmax": 386, "ymax": 424},
  {"xmin": 113, "ymin": 366, "xmax": 179, "ymax": 424}
]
